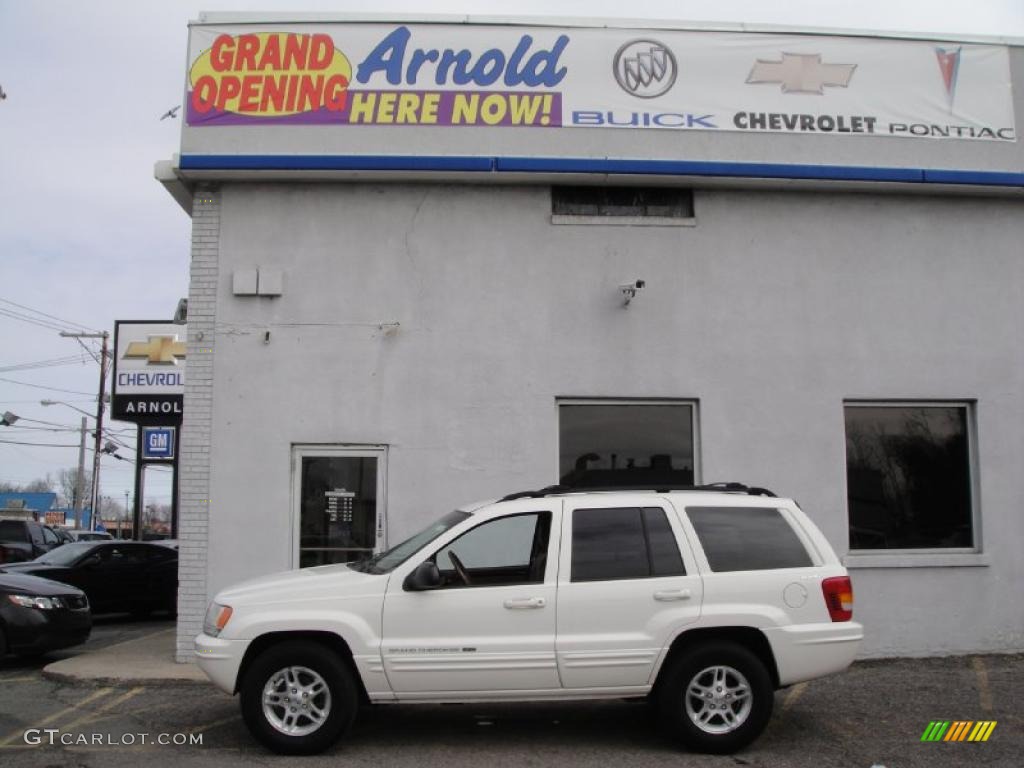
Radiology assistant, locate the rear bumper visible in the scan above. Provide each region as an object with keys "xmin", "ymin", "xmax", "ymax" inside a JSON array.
[
  {"xmin": 194, "ymin": 632, "xmax": 246, "ymax": 694},
  {"xmin": 763, "ymin": 621, "xmax": 864, "ymax": 686}
]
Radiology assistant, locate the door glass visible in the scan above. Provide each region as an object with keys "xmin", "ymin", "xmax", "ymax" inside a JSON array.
[{"xmin": 299, "ymin": 456, "xmax": 379, "ymax": 568}]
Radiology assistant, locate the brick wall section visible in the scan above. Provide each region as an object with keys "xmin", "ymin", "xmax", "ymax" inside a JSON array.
[{"xmin": 176, "ymin": 186, "xmax": 220, "ymax": 662}]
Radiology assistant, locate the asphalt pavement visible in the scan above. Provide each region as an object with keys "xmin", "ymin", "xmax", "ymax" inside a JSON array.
[{"xmin": 0, "ymin": 623, "xmax": 1020, "ymax": 768}]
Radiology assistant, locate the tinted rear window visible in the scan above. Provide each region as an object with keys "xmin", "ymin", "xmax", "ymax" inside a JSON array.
[
  {"xmin": 0, "ymin": 521, "xmax": 28, "ymax": 541},
  {"xmin": 686, "ymin": 506, "xmax": 813, "ymax": 572}
]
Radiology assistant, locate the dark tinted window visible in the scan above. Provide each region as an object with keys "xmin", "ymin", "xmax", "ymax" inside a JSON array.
[
  {"xmin": 0, "ymin": 521, "xmax": 29, "ymax": 542},
  {"xmin": 644, "ymin": 507, "xmax": 686, "ymax": 576},
  {"xmin": 687, "ymin": 507, "xmax": 813, "ymax": 572},
  {"xmin": 845, "ymin": 404, "xmax": 973, "ymax": 550},
  {"xmin": 42, "ymin": 527, "xmax": 59, "ymax": 545},
  {"xmin": 552, "ymin": 186, "xmax": 693, "ymax": 218},
  {"xmin": 572, "ymin": 507, "xmax": 686, "ymax": 581},
  {"xmin": 559, "ymin": 403, "xmax": 696, "ymax": 488}
]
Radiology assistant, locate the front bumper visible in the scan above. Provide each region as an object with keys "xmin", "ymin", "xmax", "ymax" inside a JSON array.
[
  {"xmin": 194, "ymin": 632, "xmax": 246, "ymax": 694},
  {"xmin": 763, "ymin": 621, "xmax": 864, "ymax": 686},
  {"xmin": 3, "ymin": 606, "xmax": 91, "ymax": 654}
]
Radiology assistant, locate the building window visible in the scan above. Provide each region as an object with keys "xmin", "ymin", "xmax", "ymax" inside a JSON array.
[
  {"xmin": 558, "ymin": 400, "xmax": 698, "ymax": 488},
  {"xmin": 844, "ymin": 403, "xmax": 975, "ymax": 551},
  {"xmin": 551, "ymin": 185, "xmax": 694, "ymax": 225}
]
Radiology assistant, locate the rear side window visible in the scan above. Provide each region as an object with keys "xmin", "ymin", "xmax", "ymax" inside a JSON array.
[
  {"xmin": 0, "ymin": 521, "xmax": 28, "ymax": 542},
  {"xmin": 686, "ymin": 506, "xmax": 813, "ymax": 572},
  {"xmin": 572, "ymin": 507, "xmax": 685, "ymax": 582}
]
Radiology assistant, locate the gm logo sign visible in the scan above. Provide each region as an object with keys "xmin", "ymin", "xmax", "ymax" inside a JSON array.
[{"xmin": 142, "ymin": 426, "xmax": 176, "ymax": 460}]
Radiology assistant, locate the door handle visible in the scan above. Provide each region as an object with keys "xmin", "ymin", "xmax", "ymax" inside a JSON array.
[
  {"xmin": 503, "ymin": 597, "xmax": 546, "ymax": 609},
  {"xmin": 654, "ymin": 589, "xmax": 692, "ymax": 602}
]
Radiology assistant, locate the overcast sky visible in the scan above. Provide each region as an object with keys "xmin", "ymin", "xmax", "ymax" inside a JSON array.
[{"xmin": 1, "ymin": 0, "xmax": 1022, "ymax": 514}]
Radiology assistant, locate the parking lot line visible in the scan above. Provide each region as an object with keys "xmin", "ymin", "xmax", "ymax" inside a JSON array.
[
  {"xmin": 59, "ymin": 687, "xmax": 146, "ymax": 733},
  {"xmin": 0, "ymin": 687, "xmax": 113, "ymax": 746},
  {"xmin": 187, "ymin": 713, "xmax": 238, "ymax": 735},
  {"xmin": 781, "ymin": 682, "xmax": 808, "ymax": 713},
  {"xmin": 971, "ymin": 657, "xmax": 994, "ymax": 712},
  {"xmin": 0, "ymin": 676, "xmax": 38, "ymax": 684}
]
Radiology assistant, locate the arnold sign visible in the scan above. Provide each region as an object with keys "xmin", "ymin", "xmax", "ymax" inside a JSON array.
[{"xmin": 185, "ymin": 23, "xmax": 1015, "ymax": 141}]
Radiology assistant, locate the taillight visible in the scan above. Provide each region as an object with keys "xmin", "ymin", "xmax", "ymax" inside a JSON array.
[{"xmin": 822, "ymin": 576, "xmax": 854, "ymax": 622}]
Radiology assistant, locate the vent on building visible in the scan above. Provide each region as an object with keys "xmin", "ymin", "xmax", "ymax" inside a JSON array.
[{"xmin": 552, "ymin": 185, "xmax": 694, "ymax": 220}]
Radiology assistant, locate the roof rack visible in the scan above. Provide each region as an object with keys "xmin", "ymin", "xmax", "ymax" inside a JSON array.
[{"xmin": 500, "ymin": 482, "xmax": 776, "ymax": 501}]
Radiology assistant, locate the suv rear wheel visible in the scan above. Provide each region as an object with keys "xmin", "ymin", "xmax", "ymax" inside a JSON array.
[
  {"xmin": 239, "ymin": 640, "xmax": 358, "ymax": 755},
  {"xmin": 656, "ymin": 641, "xmax": 773, "ymax": 754}
]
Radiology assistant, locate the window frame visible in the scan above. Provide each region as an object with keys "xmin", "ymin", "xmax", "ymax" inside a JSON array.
[
  {"xmin": 556, "ymin": 397, "xmax": 701, "ymax": 487},
  {"xmin": 550, "ymin": 185, "xmax": 696, "ymax": 227},
  {"xmin": 842, "ymin": 400, "xmax": 981, "ymax": 561}
]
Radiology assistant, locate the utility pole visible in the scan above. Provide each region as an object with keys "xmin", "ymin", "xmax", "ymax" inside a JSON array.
[
  {"xmin": 74, "ymin": 416, "xmax": 87, "ymax": 529},
  {"xmin": 61, "ymin": 330, "xmax": 109, "ymax": 530}
]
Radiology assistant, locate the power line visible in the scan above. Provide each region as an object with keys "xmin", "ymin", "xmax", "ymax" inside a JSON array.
[
  {"xmin": 0, "ymin": 298, "xmax": 98, "ymax": 333},
  {"xmin": 0, "ymin": 354, "xmax": 94, "ymax": 374},
  {"xmin": 0, "ymin": 377, "xmax": 98, "ymax": 396}
]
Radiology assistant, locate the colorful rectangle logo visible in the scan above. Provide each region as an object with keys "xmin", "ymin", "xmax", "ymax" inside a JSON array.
[{"xmin": 921, "ymin": 721, "xmax": 997, "ymax": 742}]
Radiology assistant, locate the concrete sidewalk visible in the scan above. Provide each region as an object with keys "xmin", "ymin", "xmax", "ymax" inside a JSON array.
[{"xmin": 42, "ymin": 627, "xmax": 209, "ymax": 686}]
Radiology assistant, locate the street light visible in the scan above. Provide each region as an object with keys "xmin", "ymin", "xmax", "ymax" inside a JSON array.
[
  {"xmin": 40, "ymin": 399, "xmax": 95, "ymax": 419},
  {"xmin": 40, "ymin": 400, "xmax": 92, "ymax": 529}
]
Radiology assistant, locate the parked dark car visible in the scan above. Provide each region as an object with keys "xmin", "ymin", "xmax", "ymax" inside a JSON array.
[
  {"xmin": 0, "ymin": 519, "xmax": 65, "ymax": 563},
  {"xmin": 0, "ymin": 572, "xmax": 91, "ymax": 657},
  {"xmin": 1, "ymin": 541, "xmax": 177, "ymax": 616}
]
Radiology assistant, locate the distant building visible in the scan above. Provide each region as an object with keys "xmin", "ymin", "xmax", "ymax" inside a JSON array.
[{"xmin": 0, "ymin": 492, "xmax": 57, "ymax": 521}]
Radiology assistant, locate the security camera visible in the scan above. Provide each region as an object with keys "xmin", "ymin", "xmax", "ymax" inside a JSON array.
[{"xmin": 619, "ymin": 279, "xmax": 646, "ymax": 306}]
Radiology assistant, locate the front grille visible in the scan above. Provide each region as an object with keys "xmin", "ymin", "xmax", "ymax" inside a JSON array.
[{"xmin": 61, "ymin": 595, "xmax": 89, "ymax": 610}]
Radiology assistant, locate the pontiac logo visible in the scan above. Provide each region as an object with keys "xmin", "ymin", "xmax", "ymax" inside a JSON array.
[
  {"xmin": 124, "ymin": 336, "xmax": 186, "ymax": 364},
  {"xmin": 613, "ymin": 39, "xmax": 677, "ymax": 98},
  {"xmin": 746, "ymin": 53, "xmax": 856, "ymax": 94}
]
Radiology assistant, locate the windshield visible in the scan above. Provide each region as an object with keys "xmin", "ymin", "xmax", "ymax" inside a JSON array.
[
  {"xmin": 34, "ymin": 542, "xmax": 98, "ymax": 566},
  {"xmin": 348, "ymin": 510, "xmax": 470, "ymax": 574}
]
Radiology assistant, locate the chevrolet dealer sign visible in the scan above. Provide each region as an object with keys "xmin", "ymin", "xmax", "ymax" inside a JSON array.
[{"xmin": 112, "ymin": 321, "xmax": 186, "ymax": 422}]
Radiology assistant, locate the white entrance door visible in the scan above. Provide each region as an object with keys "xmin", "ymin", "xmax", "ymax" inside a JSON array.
[{"xmin": 291, "ymin": 446, "xmax": 387, "ymax": 568}]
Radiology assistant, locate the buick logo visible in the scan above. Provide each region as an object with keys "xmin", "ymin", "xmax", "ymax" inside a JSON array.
[{"xmin": 613, "ymin": 39, "xmax": 677, "ymax": 98}]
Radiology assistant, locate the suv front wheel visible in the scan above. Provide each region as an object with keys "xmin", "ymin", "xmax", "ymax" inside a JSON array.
[
  {"xmin": 656, "ymin": 641, "xmax": 774, "ymax": 754},
  {"xmin": 239, "ymin": 640, "xmax": 358, "ymax": 755}
]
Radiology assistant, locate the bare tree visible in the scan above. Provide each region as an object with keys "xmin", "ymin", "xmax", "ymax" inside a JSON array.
[{"xmin": 56, "ymin": 467, "xmax": 93, "ymax": 509}]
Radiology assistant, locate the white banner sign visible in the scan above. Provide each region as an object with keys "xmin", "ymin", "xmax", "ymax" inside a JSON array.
[{"xmin": 185, "ymin": 24, "xmax": 1015, "ymax": 141}]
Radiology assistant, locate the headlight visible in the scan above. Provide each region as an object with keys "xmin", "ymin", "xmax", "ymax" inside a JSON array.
[
  {"xmin": 203, "ymin": 602, "xmax": 233, "ymax": 637},
  {"xmin": 8, "ymin": 594, "xmax": 62, "ymax": 610}
]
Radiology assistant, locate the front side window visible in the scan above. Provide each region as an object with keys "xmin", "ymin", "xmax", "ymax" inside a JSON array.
[
  {"xmin": 844, "ymin": 403, "xmax": 974, "ymax": 550},
  {"xmin": 558, "ymin": 401, "xmax": 698, "ymax": 488},
  {"xmin": 571, "ymin": 507, "xmax": 686, "ymax": 582},
  {"xmin": 433, "ymin": 512, "xmax": 551, "ymax": 588},
  {"xmin": 686, "ymin": 506, "xmax": 813, "ymax": 572}
]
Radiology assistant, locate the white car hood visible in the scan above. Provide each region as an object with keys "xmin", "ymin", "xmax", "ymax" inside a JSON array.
[{"xmin": 215, "ymin": 563, "xmax": 385, "ymax": 606}]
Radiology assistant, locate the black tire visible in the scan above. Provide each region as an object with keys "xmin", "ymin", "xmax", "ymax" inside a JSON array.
[
  {"xmin": 656, "ymin": 642, "xmax": 774, "ymax": 754},
  {"xmin": 239, "ymin": 640, "xmax": 358, "ymax": 755}
]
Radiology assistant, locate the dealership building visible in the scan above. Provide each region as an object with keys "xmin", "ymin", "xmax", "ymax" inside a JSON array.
[{"xmin": 157, "ymin": 14, "xmax": 1024, "ymax": 662}]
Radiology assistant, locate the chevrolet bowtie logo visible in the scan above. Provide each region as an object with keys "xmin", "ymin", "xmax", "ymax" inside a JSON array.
[
  {"xmin": 124, "ymin": 336, "xmax": 186, "ymax": 364},
  {"xmin": 746, "ymin": 53, "xmax": 856, "ymax": 94}
]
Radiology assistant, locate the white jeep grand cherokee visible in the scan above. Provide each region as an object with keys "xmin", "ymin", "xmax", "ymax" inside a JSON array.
[{"xmin": 195, "ymin": 484, "xmax": 862, "ymax": 755}]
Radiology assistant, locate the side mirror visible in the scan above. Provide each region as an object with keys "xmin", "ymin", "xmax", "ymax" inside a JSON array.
[
  {"xmin": 82, "ymin": 554, "xmax": 102, "ymax": 568},
  {"xmin": 403, "ymin": 561, "xmax": 441, "ymax": 591}
]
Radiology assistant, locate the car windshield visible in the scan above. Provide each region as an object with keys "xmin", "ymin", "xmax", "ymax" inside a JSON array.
[
  {"xmin": 34, "ymin": 542, "xmax": 99, "ymax": 566},
  {"xmin": 348, "ymin": 510, "xmax": 470, "ymax": 575}
]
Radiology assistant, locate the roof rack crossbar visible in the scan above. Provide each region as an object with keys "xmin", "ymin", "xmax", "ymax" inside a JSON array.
[{"xmin": 499, "ymin": 482, "xmax": 776, "ymax": 501}]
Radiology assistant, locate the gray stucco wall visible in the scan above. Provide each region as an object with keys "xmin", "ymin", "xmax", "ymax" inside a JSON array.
[{"xmin": 178, "ymin": 181, "xmax": 1024, "ymax": 658}]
